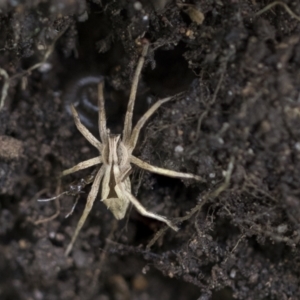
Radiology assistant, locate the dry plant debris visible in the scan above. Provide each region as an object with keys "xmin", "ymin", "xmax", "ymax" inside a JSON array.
[
  {"xmin": 0, "ymin": 26, "xmax": 68, "ymax": 110},
  {"xmin": 0, "ymin": 136, "xmax": 23, "ymax": 160},
  {"xmin": 256, "ymin": 1, "xmax": 300, "ymax": 21}
]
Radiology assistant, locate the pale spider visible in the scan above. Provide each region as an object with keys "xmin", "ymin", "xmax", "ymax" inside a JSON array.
[{"xmin": 58, "ymin": 44, "xmax": 202, "ymax": 255}]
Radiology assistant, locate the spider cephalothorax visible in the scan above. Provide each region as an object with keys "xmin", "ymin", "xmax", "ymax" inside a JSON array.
[{"xmin": 54, "ymin": 44, "xmax": 202, "ymax": 255}]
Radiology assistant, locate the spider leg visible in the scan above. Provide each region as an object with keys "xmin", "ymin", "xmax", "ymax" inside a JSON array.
[
  {"xmin": 128, "ymin": 96, "xmax": 175, "ymax": 150},
  {"xmin": 61, "ymin": 156, "xmax": 102, "ymax": 177},
  {"xmin": 123, "ymin": 44, "xmax": 149, "ymax": 143},
  {"xmin": 71, "ymin": 105, "xmax": 102, "ymax": 150},
  {"xmin": 65, "ymin": 166, "xmax": 105, "ymax": 256},
  {"xmin": 130, "ymin": 155, "xmax": 204, "ymax": 181},
  {"xmin": 114, "ymin": 182, "xmax": 179, "ymax": 231},
  {"xmin": 97, "ymin": 82, "xmax": 108, "ymax": 144}
]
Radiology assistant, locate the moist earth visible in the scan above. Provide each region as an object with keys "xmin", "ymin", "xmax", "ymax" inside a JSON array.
[{"xmin": 1, "ymin": 1, "xmax": 300, "ymax": 299}]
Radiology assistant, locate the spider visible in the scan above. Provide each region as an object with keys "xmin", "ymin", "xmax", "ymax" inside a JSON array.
[{"xmin": 58, "ymin": 44, "xmax": 202, "ymax": 256}]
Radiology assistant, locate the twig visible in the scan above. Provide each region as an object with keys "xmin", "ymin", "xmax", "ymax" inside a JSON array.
[
  {"xmin": 224, "ymin": 234, "xmax": 246, "ymax": 263},
  {"xmin": 194, "ymin": 58, "xmax": 226, "ymax": 143},
  {"xmin": 146, "ymin": 157, "xmax": 235, "ymax": 249},
  {"xmin": 0, "ymin": 68, "xmax": 9, "ymax": 110},
  {"xmin": 256, "ymin": 1, "xmax": 300, "ymax": 22},
  {"xmin": 34, "ymin": 182, "xmax": 62, "ymax": 225},
  {"xmin": 10, "ymin": 26, "xmax": 68, "ymax": 81},
  {"xmin": 0, "ymin": 26, "xmax": 68, "ymax": 111}
]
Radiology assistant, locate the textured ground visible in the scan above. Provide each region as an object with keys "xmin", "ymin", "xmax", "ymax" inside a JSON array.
[{"xmin": 1, "ymin": 1, "xmax": 300, "ymax": 299}]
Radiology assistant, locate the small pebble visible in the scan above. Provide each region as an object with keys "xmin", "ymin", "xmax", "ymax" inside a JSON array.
[{"xmin": 175, "ymin": 145, "xmax": 184, "ymax": 153}]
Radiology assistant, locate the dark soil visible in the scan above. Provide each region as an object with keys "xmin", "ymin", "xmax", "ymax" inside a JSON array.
[{"xmin": 1, "ymin": 1, "xmax": 300, "ymax": 299}]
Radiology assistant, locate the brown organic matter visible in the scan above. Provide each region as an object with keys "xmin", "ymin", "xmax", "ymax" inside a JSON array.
[{"xmin": 1, "ymin": 1, "xmax": 300, "ymax": 299}]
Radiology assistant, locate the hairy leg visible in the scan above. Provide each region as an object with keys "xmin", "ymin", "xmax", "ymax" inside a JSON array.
[
  {"xmin": 128, "ymin": 96, "xmax": 175, "ymax": 150},
  {"xmin": 71, "ymin": 105, "xmax": 102, "ymax": 150},
  {"xmin": 130, "ymin": 155, "xmax": 203, "ymax": 181},
  {"xmin": 123, "ymin": 44, "xmax": 149, "ymax": 143},
  {"xmin": 114, "ymin": 182, "xmax": 179, "ymax": 231},
  {"xmin": 65, "ymin": 166, "xmax": 105, "ymax": 256},
  {"xmin": 61, "ymin": 156, "xmax": 102, "ymax": 177},
  {"xmin": 97, "ymin": 82, "xmax": 108, "ymax": 144}
]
